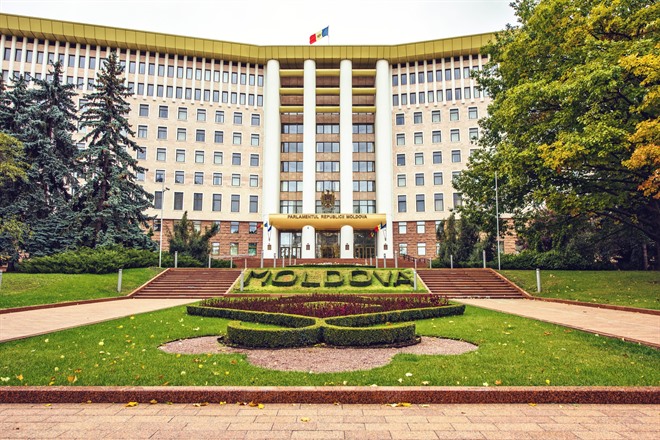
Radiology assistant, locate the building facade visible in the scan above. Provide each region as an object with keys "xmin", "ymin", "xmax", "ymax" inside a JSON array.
[{"xmin": 0, "ymin": 14, "xmax": 493, "ymax": 260}]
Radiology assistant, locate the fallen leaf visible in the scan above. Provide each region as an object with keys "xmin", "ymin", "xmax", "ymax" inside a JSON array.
[
  {"xmin": 529, "ymin": 403, "xmax": 537, "ymax": 407},
  {"xmin": 67, "ymin": 376, "xmax": 77, "ymax": 384},
  {"xmin": 219, "ymin": 401, "xmax": 227, "ymax": 405},
  {"xmin": 125, "ymin": 402, "xmax": 138, "ymax": 407},
  {"xmin": 300, "ymin": 417, "xmax": 311, "ymax": 422},
  {"xmin": 44, "ymin": 404, "xmax": 52, "ymax": 407},
  {"xmin": 495, "ymin": 380, "xmax": 502, "ymax": 386},
  {"xmin": 16, "ymin": 374, "xmax": 23, "ymax": 381},
  {"xmin": 149, "ymin": 399, "xmax": 158, "ymax": 405}
]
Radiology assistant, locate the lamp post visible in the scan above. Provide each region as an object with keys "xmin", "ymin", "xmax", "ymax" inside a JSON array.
[
  {"xmin": 157, "ymin": 175, "xmax": 170, "ymax": 268},
  {"xmin": 495, "ymin": 171, "xmax": 501, "ymax": 271}
]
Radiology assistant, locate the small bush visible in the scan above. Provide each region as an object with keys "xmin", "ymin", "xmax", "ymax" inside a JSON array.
[
  {"xmin": 227, "ymin": 320, "xmax": 322, "ymax": 348},
  {"xmin": 323, "ymin": 322, "xmax": 416, "ymax": 346},
  {"xmin": 393, "ymin": 270, "xmax": 412, "ymax": 287},
  {"xmin": 325, "ymin": 304, "xmax": 465, "ymax": 327}
]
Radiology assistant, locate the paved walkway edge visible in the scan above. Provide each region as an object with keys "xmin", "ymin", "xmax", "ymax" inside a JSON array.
[{"xmin": 1, "ymin": 386, "xmax": 658, "ymax": 404}]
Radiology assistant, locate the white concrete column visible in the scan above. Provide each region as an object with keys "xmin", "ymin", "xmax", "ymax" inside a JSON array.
[
  {"xmin": 302, "ymin": 225, "xmax": 316, "ymax": 258},
  {"xmin": 339, "ymin": 59, "xmax": 353, "ymax": 215},
  {"xmin": 375, "ymin": 59, "xmax": 394, "ymax": 257},
  {"xmin": 302, "ymin": 59, "xmax": 317, "ymax": 214},
  {"xmin": 340, "ymin": 225, "xmax": 354, "ymax": 259},
  {"xmin": 263, "ymin": 59, "xmax": 281, "ymax": 254}
]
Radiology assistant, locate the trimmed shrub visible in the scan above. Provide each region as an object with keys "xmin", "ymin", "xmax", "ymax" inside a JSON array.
[
  {"xmin": 393, "ymin": 270, "xmax": 412, "ymax": 287},
  {"xmin": 373, "ymin": 270, "xmax": 392, "ymax": 287},
  {"xmin": 301, "ymin": 271, "xmax": 321, "ymax": 288},
  {"xmin": 226, "ymin": 320, "xmax": 322, "ymax": 348},
  {"xmin": 349, "ymin": 269, "xmax": 373, "ymax": 287},
  {"xmin": 324, "ymin": 270, "xmax": 344, "ymax": 288},
  {"xmin": 187, "ymin": 305, "xmax": 316, "ymax": 328},
  {"xmin": 272, "ymin": 270, "xmax": 297, "ymax": 287},
  {"xmin": 325, "ymin": 304, "xmax": 466, "ymax": 327},
  {"xmin": 323, "ymin": 322, "xmax": 416, "ymax": 346}
]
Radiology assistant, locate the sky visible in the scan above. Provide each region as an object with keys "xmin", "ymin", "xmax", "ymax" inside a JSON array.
[{"xmin": 0, "ymin": 0, "xmax": 518, "ymax": 45}]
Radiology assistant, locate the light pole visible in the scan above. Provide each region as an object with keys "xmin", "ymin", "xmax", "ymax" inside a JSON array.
[
  {"xmin": 157, "ymin": 175, "xmax": 170, "ymax": 268},
  {"xmin": 495, "ymin": 171, "xmax": 501, "ymax": 271}
]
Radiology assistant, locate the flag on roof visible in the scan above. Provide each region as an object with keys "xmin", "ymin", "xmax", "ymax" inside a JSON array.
[
  {"xmin": 309, "ymin": 26, "xmax": 329, "ymax": 45},
  {"xmin": 380, "ymin": 222, "xmax": 387, "ymax": 230},
  {"xmin": 259, "ymin": 221, "xmax": 269, "ymax": 229}
]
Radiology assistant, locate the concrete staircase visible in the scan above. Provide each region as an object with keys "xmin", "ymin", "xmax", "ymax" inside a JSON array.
[
  {"xmin": 131, "ymin": 268, "xmax": 242, "ymax": 299},
  {"xmin": 417, "ymin": 268, "xmax": 528, "ymax": 299}
]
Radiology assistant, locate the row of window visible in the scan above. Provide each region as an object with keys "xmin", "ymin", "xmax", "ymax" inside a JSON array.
[
  {"xmin": 392, "ymin": 66, "xmax": 479, "ymax": 86},
  {"xmin": 395, "ymin": 108, "xmax": 478, "ymax": 125},
  {"xmin": 397, "ymin": 193, "xmax": 462, "ymax": 213},
  {"xmin": 395, "ymin": 128, "xmax": 479, "ymax": 146},
  {"xmin": 395, "ymin": 149, "xmax": 476, "ymax": 166},
  {"xmin": 151, "ymin": 170, "xmax": 259, "ymax": 187},
  {"xmin": 154, "ymin": 192, "xmax": 258, "ymax": 213},
  {"xmin": 281, "ymin": 124, "xmax": 375, "ymax": 135},
  {"xmin": 142, "ymin": 148, "xmax": 259, "ymax": 166},
  {"xmin": 397, "ymin": 171, "xmax": 461, "ymax": 187},
  {"xmin": 278, "ymin": 200, "xmax": 378, "ymax": 214},
  {"xmin": 128, "ymin": 83, "xmax": 264, "ymax": 104},
  {"xmin": 393, "ymin": 87, "xmax": 484, "ymax": 106},
  {"xmin": 138, "ymin": 106, "xmax": 261, "ymax": 126},
  {"xmin": 279, "ymin": 180, "xmax": 376, "ymax": 193},
  {"xmin": 281, "ymin": 142, "xmax": 375, "ymax": 153},
  {"xmin": 136, "ymin": 126, "xmax": 260, "ymax": 146},
  {"xmin": 211, "ymin": 241, "xmax": 258, "ymax": 257}
]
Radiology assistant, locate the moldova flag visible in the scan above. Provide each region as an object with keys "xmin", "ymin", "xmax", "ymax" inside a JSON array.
[{"xmin": 309, "ymin": 26, "xmax": 329, "ymax": 45}]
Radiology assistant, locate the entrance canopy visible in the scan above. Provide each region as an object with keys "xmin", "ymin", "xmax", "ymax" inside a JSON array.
[{"xmin": 268, "ymin": 213, "xmax": 386, "ymax": 230}]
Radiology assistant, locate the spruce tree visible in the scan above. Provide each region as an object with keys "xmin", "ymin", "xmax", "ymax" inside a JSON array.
[
  {"xmin": 167, "ymin": 212, "xmax": 219, "ymax": 262},
  {"xmin": 76, "ymin": 51, "xmax": 154, "ymax": 249}
]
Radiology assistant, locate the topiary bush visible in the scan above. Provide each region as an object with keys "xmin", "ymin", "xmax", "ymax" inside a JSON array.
[
  {"xmin": 322, "ymin": 322, "xmax": 416, "ymax": 346},
  {"xmin": 349, "ymin": 269, "xmax": 372, "ymax": 287},
  {"xmin": 272, "ymin": 270, "xmax": 297, "ymax": 287},
  {"xmin": 227, "ymin": 320, "xmax": 322, "ymax": 348},
  {"xmin": 324, "ymin": 270, "xmax": 344, "ymax": 288}
]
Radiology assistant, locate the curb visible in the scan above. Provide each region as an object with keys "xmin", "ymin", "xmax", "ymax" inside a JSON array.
[
  {"xmin": 1, "ymin": 386, "xmax": 658, "ymax": 404},
  {"xmin": 0, "ymin": 296, "xmax": 129, "ymax": 315}
]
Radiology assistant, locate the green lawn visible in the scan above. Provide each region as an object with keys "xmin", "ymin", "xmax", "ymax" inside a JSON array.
[
  {"xmin": 0, "ymin": 304, "xmax": 657, "ymax": 387},
  {"xmin": 501, "ymin": 270, "xmax": 660, "ymax": 310},
  {"xmin": 0, "ymin": 268, "xmax": 164, "ymax": 309},
  {"xmin": 237, "ymin": 268, "xmax": 426, "ymax": 294}
]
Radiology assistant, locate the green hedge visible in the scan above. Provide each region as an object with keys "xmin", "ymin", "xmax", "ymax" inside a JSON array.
[
  {"xmin": 323, "ymin": 322, "xmax": 416, "ymax": 346},
  {"xmin": 393, "ymin": 271, "xmax": 412, "ymax": 287},
  {"xmin": 187, "ymin": 305, "xmax": 317, "ymax": 328},
  {"xmin": 272, "ymin": 270, "xmax": 297, "ymax": 287},
  {"xmin": 431, "ymin": 250, "xmax": 614, "ymax": 270},
  {"xmin": 324, "ymin": 270, "xmax": 344, "ymax": 288},
  {"xmin": 325, "ymin": 304, "xmax": 465, "ymax": 327},
  {"xmin": 227, "ymin": 320, "xmax": 322, "ymax": 348},
  {"xmin": 349, "ymin": 269, "xmax": 373, "ymax": 287},
  {"xmin": 301, "ymin": 272, "xmax": 321, "ymax": 288},
  {"xmin": 373, "ymin": 270, "xmax": 392, "ymax": 287}
]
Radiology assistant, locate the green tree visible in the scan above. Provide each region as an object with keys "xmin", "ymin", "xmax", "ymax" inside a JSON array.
[
  {"xmin": 0, "ymin": 133, "xmax": 29, "ymax": 269},
  {"xmin": 75, "ymin": 51, "xmax": 155, "ymax": 249},
  {"xmin": 455, "ymin": 0, "xmax": 660, "ymax": 264},
  {"xmin": 167, "ymin": 212, "xmax": 219, "ymax": 263},
  {"xmin": 0, "ymin": 132, "xmax": 27, "ymax": 187},
  {"xmin": 436, "ymin": 213, "xmax": 480, "ymax": 266}
]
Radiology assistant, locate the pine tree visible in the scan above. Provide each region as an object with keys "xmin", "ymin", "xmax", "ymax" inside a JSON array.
[
  {"xmin": 76, "ymin": 51, "xmax": 155, "ymax": 249},
  {"xmin": 167, "ymin": 212, "xmax": 219, "ymax": 263}
]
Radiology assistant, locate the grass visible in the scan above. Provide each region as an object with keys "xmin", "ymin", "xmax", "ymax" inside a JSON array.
[
  {"xmin": 501, "ymin": 270, "xmax": 660, "ymax": 310},
  {"xmin": 0, "ymin": 268, "xmax": 164, "ymax": 309},
  {"xmin": 0, "ymin": 304, "xmax": 657, "ymax": 387},
  {"xmin": 237, "ymin": 268, "xmax": 426, "ymax": 294}
]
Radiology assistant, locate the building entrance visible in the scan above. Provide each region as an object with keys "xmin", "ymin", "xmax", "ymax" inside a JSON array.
[
  {"xmin": 279, "ymin": 231, "xmax": 302, "ymax": 258},
  {"xmin": 316, "ymin": 231, "xmax": 339, "ymax": 258},
  {"xmin": 354, "ymin": 231, "xmax": 376, "ymax": 259}
]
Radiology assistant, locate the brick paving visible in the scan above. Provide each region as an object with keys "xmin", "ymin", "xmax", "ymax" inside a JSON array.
[
  {"xmin": 457, "ymin": 299, "xmax": 660, "ymax": 348},
  {"xmin": 0, "ymin": 403, "xmax": 657, "ymax": 439}
]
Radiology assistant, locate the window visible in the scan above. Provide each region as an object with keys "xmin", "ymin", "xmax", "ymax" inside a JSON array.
[
  {"xmin": 433, "ymin": 172, "xmax": 443, "ymax": 185},
  {"xmin": 282, "ymin": 124, "xmax": 304, "ymax": 134},
  {"xmin": 248, "ymin": 243, "xmax": 257, "ymax": 256},
  {"xmin": 401, "ymin": 94, "xmax": 408, "ymax": 105},
  {"xmin": 414, "ymin": 152, "xmax": 424, "ymax": 165},
  {"xmin": 353, "ymin": 142, "xmax": 374, "ymax": 153},
  {"xmin": 434, "ymin": 193, "xmax": 444, "ymax": 211},
  {"xmin": 416, "ymin": 194, "xmax": 425, "ymax": 212},
  {"xmin": 196, "ymin": 129, "xmax": 205, "ymax": 142},
  {"xmin": 399, "ymin": 243, "xmax": 408, "ymax": 256},
  {"xmin": 415, "ymin": 173, "xmax": 424, "ymax": 186},
  {"xmin": 213, "ymin": 152, "xmax": 223, "ymax": 164},
  {"xmin": 173, "ymin": 192, "xmax": 183, "ymax": 210},
  {"xmin": 233, "ymin": 112, "xmax": 243, "ymax": 125},
  {"xmin": 446, "ymin": 89, "xmax": 453, "ymax": 101},
  {"xmin": 414, "ymin": 132, "xmax": 423, "ymax": 145},
  {"xmin": 393, "ymin": 95, "xmax": 399, "ymax": 106},
  {"xmin": 468, "ymin": 107, "xmax": 478, "ymax": 119},
  {"xmin": 432, "ymin": 110, "xmax": 441, "ymax": 122},
  {"xmin": 230, "ymin": 243, "xmax": 239, "ymax": 256},
  {"xmin": 156, "ymin": 148, "xmax": 166, "ymax": 161},
  {"xmin": 232, "ymin": 174, "xmax": 241, "ymax": 186},
  {"xmin": 396, "ymin": 133, "xmax": 405, "ymax": 146},
  {"xmin": 317, "ymin": 161, "xmax": 341, "ymax": 172},
  {"xmin": 413, "ymin": 112, "xmax": 422, "ymax": 124},
  {"xmin": 398, "ymin": 195, "xmax": 407, "ymax": 213},
  {"xmin": 193, "ymin": 193, "xmax": 203, "ymax": 211},
  {"xmin": 397, "ymin": 175, "xmax": 406, "ymax": 187},
  {"xmin": 250, "ymin": 154, "xmax": 259, "ymax": 167},
  {"xmin": 464, "ymin": 87, "xmax": 472, "ymax": 100},
  {"xmin": 450, "ymin": 129, "xmax": 460, "ymax": 142},
  {"xmin": 251, "ymin": 134, "xmax": 260, "ymax": 146},
  {"xmin": 417, "ymin": 243, "xmax": 426, "ymax": 256},
  {"xmin": 215, "ymin": 111, "xmax": 224, "ymax": 123},
  {"xmin": 392, "ymin": 74, "xmax": 399, "ymax": 86},
  {"xmin": 178, "ymin": 107, "xmax": 187, "ymax": 120},
  {"xmin": 195, "ymin": 150, "xmax": 204, "ymax": 163},
  {"xmin": 450, "ymin": 108, "xmax": 459, "ymax": 121},
  {"xmin": 250, "ymin": 175, "xmax": 259, "ymax": 187},
  {"xmin": 155, "ymin": 169, "xmax": 165, "ymax": 183},
  {"xmin": 351, "ymin": 161, "xmax": 374, "ymax": 172},
  {"xmin": 214, "ymin": 131, "xmax": 224, "ymax": 143},
  {"xmin": 175, "ymin": 171, "xmax": 184, "ymax": 184},
  {"xmin": 176, "ymin": 149, "xmax": 185, "ymax": 162},
  {"xmin": 197, "ymin": 109, "xmax": 206, "ymax": 122},
  {"xmin": 400, "ymin": 73, "xmax": 407, "ymax": 85},
  {"xmin": 453, "ymin": 192, "xmax": 463, "ymax": 208},
  {"xmin": 353, "ymin": 200, "xmax": 376, "ymax": 214},
  {"xmin": 452, "ymin": 150, "xmax": 462, "ymax": 163},
  {"xmin": 395, "ymin": 114, "xmax": 404, "ymax": 125},
  {"xmin": 432, "ymin": 131, "xmax": 441, "ymax": 143},
  {"xmin": 416, "ymin": 221, "xmax": 426, "ymax": 234},
  {"xmin": 157, "ymin": 126, "xmax": 167, "ymax": 140},
  {"xmin": 230, "ymin": 221, "xmax": 239, "ymax": 233},
  {"xmin": 137, "ymin": 125, "xmax": 147, "ymax": 138},
  {"xmin": 177, "ymin": 128, "xmax": 186, "ymax": 141},
  {"xmin": 211, "ymin": 243, "xmax": 220, "ymax": 255},
  {"xmin": 469, "ymin": 127, "xmax": 479, "ymax": 140},
  {"xmin": 251, "ymin": 114, "xmax": 261, "ymax": 126},
  {"xmin": 158, "ymin": 106, "xmax": 168, "ymax": 118},
  {"xmin": 396, "ymin": 154, "xmax": 405, "ymax": 166},
  {"xmin": 213, "ymin": 173, "xmax": 222, "ymax": 185},
  {"xmin": 352, "ymin": 180, "xmax": 375, "ymax": 192},
  {"xmin": 232, "ymin": 153, "xmax": 242, "ymax": 166},
  {"xmin": 136, "ymin": 147, "xmax": 147, "ymax": 160},
  {"xmin": 154, "ymin": 191, "xmax": 163, "ymax": 209},
  {"xmin": 352, "ymin": 124, "xmax": 374, "ymax": 134},
  {"xmin": 398, "ymin": 222, "xmax": 407, "ymax": 234},
  {"xmin": 231, "ymin": 195, "xmax": 240, "ymax": 212},
  {"xmin": 212, "ymin": 194, "xmax": 221, "ymax": 212},
  {"xmin": 233, "ymin": 133, "xmax": 242, "ymax": 145},
  {"xmin": 249, "ymin": 195, "xmax": 258, "ymax": 213},
  {"xmin": 316, "ymin": 124, "xmax": 340, "ymax": 134}
]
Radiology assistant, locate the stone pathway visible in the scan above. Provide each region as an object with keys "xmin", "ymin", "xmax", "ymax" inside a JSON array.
[
  {"xmin": 0, "ymin": 299, "xmax": 194, "ymax": 343},
  {"xmin": 0, "ymin": 403, "xmax": 657, "ymax": 439},
  {"xmin": 458, "ymin": 299, "xmax": 660, "ymax": 347}
]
